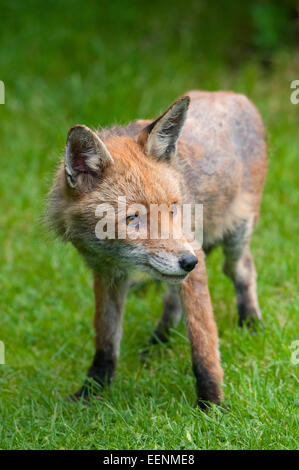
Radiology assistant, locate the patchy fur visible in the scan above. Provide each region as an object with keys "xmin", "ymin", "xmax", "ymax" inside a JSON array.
[{"xmin": 47, "ymin": 90, "xmax": 267, "ymax": 407}]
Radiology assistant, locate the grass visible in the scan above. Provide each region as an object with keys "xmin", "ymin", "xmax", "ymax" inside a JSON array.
[{"xmin": 0, "ymin": 0, "xmax": 298, "ymax": 450}]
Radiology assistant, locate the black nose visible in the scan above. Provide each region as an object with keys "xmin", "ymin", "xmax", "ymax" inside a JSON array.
[{"xmin": 179, "ymin": 254, "xmax": 198, "ymax": 272}]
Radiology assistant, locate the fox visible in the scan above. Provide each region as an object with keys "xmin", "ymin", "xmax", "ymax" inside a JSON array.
[{"xmin": 47, "ymin": 90, "xmax": 267, "ymax": 409}]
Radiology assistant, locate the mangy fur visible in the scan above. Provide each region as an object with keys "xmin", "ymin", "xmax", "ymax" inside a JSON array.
[{"xmin": 47, "ymin": 90, "xmax": 267, "ymax": 407}]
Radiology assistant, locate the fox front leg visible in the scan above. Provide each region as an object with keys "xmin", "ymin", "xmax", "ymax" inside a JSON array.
[
  {"xmin": 180, "ymin": 250, "xmax": 224, "ymax": 409},
  {"xmin": 69, "ymin": 272, "xmax": 128, "ymax": 400}
]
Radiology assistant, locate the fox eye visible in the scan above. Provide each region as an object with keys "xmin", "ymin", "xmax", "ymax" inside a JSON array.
[
  {"xmin": 126, "ymin": 214, "xmax": 139, "ymax": 226},
  {"xmin": 171, "ymin": 202, "xmax": 178, "ymax": 217}
]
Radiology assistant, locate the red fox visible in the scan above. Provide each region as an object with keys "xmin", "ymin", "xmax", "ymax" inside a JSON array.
[{"xmin": 47, "ymin": 91, "xmax": 267, "ymax": 408}]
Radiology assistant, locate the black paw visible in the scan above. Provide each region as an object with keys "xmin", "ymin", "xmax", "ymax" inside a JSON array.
[
  {"xmin": 197, "ymin": 399, "xmax": 227, "ymax": 413},
  {"xmin": 140, "ymin": 330, "xmax": 170, "ymax": 363},
  {"xmin": 239, "ymin": 315, "xmax": 264, "ymax": 334},
  {"xmin": 65, "ymin": 379, "xmax": 103, "ymax": 403}
]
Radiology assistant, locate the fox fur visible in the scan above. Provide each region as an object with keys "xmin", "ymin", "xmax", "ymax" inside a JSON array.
[{"xmin": 47, "ymin": 90, "xmax": 267, "ymax": 408}]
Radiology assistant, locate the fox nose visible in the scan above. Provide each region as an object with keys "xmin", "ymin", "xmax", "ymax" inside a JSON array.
[{"xmin": 179, "ymin": 254, "xmax": 198, "ymax": 272}]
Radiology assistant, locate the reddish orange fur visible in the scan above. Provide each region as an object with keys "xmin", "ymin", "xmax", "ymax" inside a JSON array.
[{"xmin": 48, "ymin": 91, "xmax": 267, "ymax": 407}]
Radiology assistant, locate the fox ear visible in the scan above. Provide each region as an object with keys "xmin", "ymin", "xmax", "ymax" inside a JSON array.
[
  {"xmin": 65, "ymin": 125, "xmax": 113, "ymax": 190},
  {"xmin": 137, "ymin": 96, "xmax": 189, "ymax": 162}
]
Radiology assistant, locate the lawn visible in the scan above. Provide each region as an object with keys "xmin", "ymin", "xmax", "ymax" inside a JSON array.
[{"xmin": 0, "ymin": 0, "xmax": 298, "ymax": 450}]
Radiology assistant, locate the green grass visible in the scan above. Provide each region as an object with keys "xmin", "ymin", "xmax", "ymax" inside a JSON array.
[{"xmin": 0, "ymin": 0, "xmax": 298, "ymax": 450}]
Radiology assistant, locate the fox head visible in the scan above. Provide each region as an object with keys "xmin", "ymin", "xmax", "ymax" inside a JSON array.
[{"xmin": 47, "ymin": 96, "xmax": 198, "ymax": 282}]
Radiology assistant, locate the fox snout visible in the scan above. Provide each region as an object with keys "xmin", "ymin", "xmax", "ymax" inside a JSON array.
[
  {"xmin": 179, "ymin": 253, "xmax": 198, "ymax": 272},
  {"xmin": 144, "ymin": 245, "xmax": 198, "ymax": 283}
]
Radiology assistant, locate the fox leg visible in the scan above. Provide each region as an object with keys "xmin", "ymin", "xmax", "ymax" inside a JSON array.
[
  {"xmin": 180, "ymin": 250, "xmax": 224, "ymax": 409},
  {"xmin": 149, "ymin": 285, "xmax": 182, "ymax": 345},
  {"xmin": 222, "ymin": 220, "xmax": 262, "ymax": 327},
  {"xmin": 71, "ymin": 272, "xmax": 128, "ymax": 399}
]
